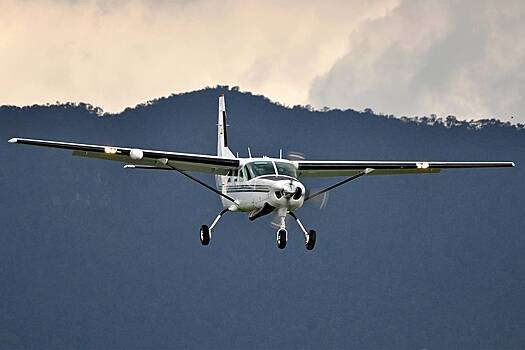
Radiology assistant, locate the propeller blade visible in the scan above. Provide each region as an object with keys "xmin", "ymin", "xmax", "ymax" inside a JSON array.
[
  {"xmin": 286, "ymin": 151, "xmax": 305, "ymax": 161},
  {"xmin": 304, "ymin": 189, "xmax": 330, "ymax": 210}
]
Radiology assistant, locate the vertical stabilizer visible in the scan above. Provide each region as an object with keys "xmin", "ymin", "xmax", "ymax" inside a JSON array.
[{"xmin": 217, "ymin": 94, "xmax": 235, "ymax": 158}]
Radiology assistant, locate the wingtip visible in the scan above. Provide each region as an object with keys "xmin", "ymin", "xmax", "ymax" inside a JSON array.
[
  {"xmin": 511, "ymin": 162, "xmax": 516, "ymax": 167},
  {"xmin": 8, "ymin": 138, "xmax": 17, "ymax": 143},
  {"xmin": 123, "ymin": 165, "xmax": 135, "ymax": 169}
]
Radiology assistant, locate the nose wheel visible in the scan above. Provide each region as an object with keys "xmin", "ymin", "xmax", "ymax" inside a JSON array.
[{"xmin": 276, "ymin": 229, "xmax": 287, "ymax": 249}]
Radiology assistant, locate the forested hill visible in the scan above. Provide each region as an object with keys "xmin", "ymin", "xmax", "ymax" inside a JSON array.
[{"xmin": 1, "ymin": 87, "xmax": 524, "ymax": 349}]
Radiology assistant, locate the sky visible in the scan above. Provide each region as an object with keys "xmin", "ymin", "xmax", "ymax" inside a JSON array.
[{"xmin": 1, "ymin": 0, "xmax": 524, "ymax": 122}]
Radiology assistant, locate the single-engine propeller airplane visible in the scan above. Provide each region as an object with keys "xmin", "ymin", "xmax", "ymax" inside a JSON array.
[{"xmin": 9, "ymin": 94, "xmax": 515, "ymax": 250}]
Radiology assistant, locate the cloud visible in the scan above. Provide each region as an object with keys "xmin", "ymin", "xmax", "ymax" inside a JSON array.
[
  {"xmin": 309, "ymin": 0, "xmax": 525, "ymax": 122},
  {"xmin": 0, "ymin": 0, "xmax": 397, "ymax": 112}
]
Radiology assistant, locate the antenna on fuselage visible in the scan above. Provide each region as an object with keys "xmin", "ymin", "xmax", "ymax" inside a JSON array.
[
  {"xmin": 279, "ymin": 149, "xmax": 282, "ymax": 159},
  {"xmin": 247, "ymin": 147, "xmax": 252, "ymax": 158}
]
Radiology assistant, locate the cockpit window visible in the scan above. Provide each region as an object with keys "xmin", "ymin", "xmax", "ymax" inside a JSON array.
[
  {"xmin": 275, "ymin": 162, "xmax": 297, "ymax": 178},
  {"xmin": 240, "ymin": 166, "xmax": 248, "ymax": 181},
  {"xmin": 246, "ymin": 161, "xmax": 276, "ymax": 178}
]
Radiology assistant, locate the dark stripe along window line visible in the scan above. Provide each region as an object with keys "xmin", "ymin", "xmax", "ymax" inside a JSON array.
[
  {"xmin": 219, "ymin": 185, "xmax": 270, "ymax": 190},
  {"xmin": 219, "ymin": 184, "xmax": 270, "ymax": 193},
  {"xmin": 224, "ymin": 189, "xmax": 270, "ymax": 193},
  {"xmin": 219, "ymin": 186, "xmax": 271, "ymax": 190}
]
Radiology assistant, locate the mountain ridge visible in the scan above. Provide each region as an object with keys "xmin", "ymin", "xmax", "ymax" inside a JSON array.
[
  {"xmin": 2, "ymin": 85, "xmax": 524, "ymax": 131},
  {"xmin": 1, "ymin": 86, "xmax": 524, "ymax": 349}
]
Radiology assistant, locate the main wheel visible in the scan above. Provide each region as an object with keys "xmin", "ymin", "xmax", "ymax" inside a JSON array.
[
  {"xmin": 200, "ymin": 225, "xmax": 210, "ymax": 246},
  {"xmin": 276, "ymin": 229, "xmax": 287, "ymax": 249},
  {"xmin": 305, "ymin": 229, "xmax": 316, "ymax": 250}
]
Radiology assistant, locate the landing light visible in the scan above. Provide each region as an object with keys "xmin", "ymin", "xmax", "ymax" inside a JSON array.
[{"xmin": 104, "ymin": 147, "xmax": 118, "ymax": 154}]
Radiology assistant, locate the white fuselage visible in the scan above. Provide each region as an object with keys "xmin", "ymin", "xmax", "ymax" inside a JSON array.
[{"xmin": 216, "ymin": 157, "xmax": 305, "ymax": 212}]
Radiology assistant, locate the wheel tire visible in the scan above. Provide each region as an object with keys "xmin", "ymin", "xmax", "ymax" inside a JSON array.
[
  {"xmin": 306, "ymin": 229, "xmax": 316, "ymax": 250},
  {"xmin": 277, "ymin": 229, "xmax": 287, "ymax": 249},
  {"xmin": 200, "ymin": 225, "xmax": 210, "ymax": 246}
]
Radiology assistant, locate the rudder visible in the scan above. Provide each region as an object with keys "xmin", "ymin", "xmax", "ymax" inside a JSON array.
[{"xmin": 217, "ymin": 93, "xmax": 235, "ymax": 158}]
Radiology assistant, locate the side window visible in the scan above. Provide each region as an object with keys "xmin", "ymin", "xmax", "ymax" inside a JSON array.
[
  {"xmin": 246, "ymin": 163, "xmax": 256, "ymax": 179},
  {"xmin": 229, "ymin": 169, "xmax": 236, "ymax": 183},
  {"xmin": 240, "ymin": 166, "xmax": 248, "ymax": 181}
]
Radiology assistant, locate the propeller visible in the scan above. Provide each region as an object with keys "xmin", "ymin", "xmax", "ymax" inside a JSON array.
[
  {"xmin": 270, "ymin": 176, "xmax": 301, "ymax": 229},
  {"xmin": 286, "ymin": 150, "xmax": 330, "ymax": 210},
  {"xmin": 269, "ymin": 150, "xmax": 330, "ymax": 229},
  {"xmin": 286, "ymin": 151, "xmax": 305, "ymax": 161},
  {"xmin": 305, "ymin": 189, "xmax": 330, "ymax": 209}
]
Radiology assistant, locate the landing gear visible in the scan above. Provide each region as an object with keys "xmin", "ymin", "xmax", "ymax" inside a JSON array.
[
  {"xmin": 200, "ymin": 225, "xmax": 210, "ymax": 245},
  {"xmin": 199, "ymin": 208, "xmax": 229, "ymax": 246},
  {"xmin": 289, "ymin": 212, "xmax": 316, "ymax": 251},
  {"xmin": 276, "ymin": 229, "xmax": 287, "ymax": 249},
  {"xmin": 306, "ymin": 229, "xmax": 316, "ymax": 250},
  {"xmin": 275, "ymin": 208, "xmax": 288, "ymax": 249}
]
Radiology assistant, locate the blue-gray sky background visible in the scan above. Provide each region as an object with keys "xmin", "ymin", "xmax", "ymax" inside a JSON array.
[{"xmin": 1, "ymin": 0, "xmax": 524, "ymax": 121}]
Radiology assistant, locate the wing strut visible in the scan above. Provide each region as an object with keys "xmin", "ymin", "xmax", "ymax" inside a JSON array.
[
  {"xmin": 124, "ymin": 163, "xmax": 237, "ymax": 204},
  {"xmin": 305, "ymin": 168, "xmax": 374, "ymax": 201},
  {"xmin": 166, "ymin": 165, "xmax": 237, "ymax": 204}
]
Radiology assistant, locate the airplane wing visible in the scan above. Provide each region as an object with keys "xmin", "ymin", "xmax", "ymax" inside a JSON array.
[
  {"xmin": 8, "ymin": 137, "xmax": 239, "ymax": 175},
  {"xmin": 296, "ymin": 160, "xmax": 515, "ymax": 177}
]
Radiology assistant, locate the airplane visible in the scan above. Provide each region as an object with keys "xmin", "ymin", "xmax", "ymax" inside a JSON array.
[{"xmin": 8, "ymin": 94, "xmax": 515, "ymax": 250}]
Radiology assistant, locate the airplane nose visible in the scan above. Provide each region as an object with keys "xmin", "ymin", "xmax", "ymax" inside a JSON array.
[
  {"xmin": 283, "ymin": 183, "xmax": 295, "ymax": 196},
  {"xmin": 269, "ymin": 180, "xmax": 305, "ymax": 210},
  {"xmin": 272, "ymin": 181, "xmax": 304, "ymax": 200}
]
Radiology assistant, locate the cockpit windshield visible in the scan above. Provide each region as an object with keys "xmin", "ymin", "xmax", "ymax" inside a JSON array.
[
  {"xmin": 244, "ymin": 161, "xmax": 298, "ymax": 179},
  {"xmin": 275, "ymin": 162, "xmax": 297, "ymax": 178},
  {"xmin": 246, "ymin": 161, "xmax": 276, "ymax": 178}
]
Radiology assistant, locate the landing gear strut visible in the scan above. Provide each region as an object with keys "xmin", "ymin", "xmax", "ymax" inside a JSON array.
[
  {"xmin": 289, "ymin": 212, "xmax": 316, "ymax": 250},
  {"xmin": 200, "ymin": 208, "xmax": 229, "ymax": 246},
  {"xmin": 275, "ymin": 208, "xmax": 288, "ymax": 249}
]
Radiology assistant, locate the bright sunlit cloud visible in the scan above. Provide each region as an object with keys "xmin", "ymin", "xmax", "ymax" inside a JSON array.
[
  {"xmin": 1, "ymin": 0, "xmax": 523, "ymax": 122},
  {"xmin": 0, "ymin": 0, "xmax": 397, "ymax": 112}
]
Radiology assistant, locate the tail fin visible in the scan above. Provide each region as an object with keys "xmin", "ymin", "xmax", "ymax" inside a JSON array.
[{"xmin": 218, "ymin": 94, "xmax": 235, "ymax": 158}]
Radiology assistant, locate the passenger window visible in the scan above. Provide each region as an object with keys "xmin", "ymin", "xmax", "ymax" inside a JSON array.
[{"xmin": 230, "ymin": 170, "xmax": 237, "ymax": 183}]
